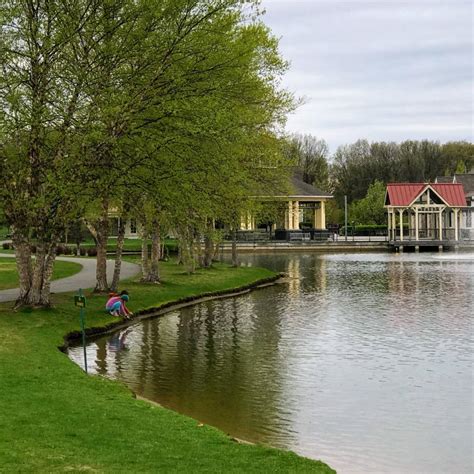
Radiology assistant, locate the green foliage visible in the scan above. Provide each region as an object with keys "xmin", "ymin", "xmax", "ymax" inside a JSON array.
[
  {"xmin": 325, "ymin": 200, "xmax": 344, "ymax": 225},
  {"xmin": 349, "ymin": 180, "xmax": 386, "ymax": 225},
  {"xmin": 1, "ymin": 0, "xmax": 295, "ymax": 292},
  {"xmin": 331, "ymin": 140, "xmax": 474, "ymax": 206},
  {"xmin": 339, "ymin": 225, "xmax": 388, "ymax": 236}
]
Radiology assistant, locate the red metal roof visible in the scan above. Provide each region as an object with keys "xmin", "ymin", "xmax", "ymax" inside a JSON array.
[
  {"xmin": 386, "ymin": 183, "xmax": 425, "ymax": 206},
  {"xmin": 431, "ymin": 183, "xmax": 467, "ymax": 207},
  {"xmin": 386, "ymin": 183, "xmax": 467, "ymax": 207}
]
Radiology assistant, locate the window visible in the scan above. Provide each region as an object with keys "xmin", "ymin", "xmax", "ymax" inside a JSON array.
[{"xmin": 466, "ymin": 210, "xmax": 472, "ymax": 228}]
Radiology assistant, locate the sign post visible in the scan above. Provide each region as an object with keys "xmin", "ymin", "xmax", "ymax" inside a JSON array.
[{"xmin": 74, "ymin": 289, "xmax": 88, "ymax": 374}]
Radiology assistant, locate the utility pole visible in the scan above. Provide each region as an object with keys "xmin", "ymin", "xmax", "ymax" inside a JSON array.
[{"xmin": 344, "ymin": 195, "xmax": 348, "ymax": 242}]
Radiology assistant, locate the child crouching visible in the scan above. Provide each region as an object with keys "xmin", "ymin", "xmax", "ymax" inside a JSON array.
[{"xmin": 106, "ymin": 291, "xmax": 132, "ymax": 319}]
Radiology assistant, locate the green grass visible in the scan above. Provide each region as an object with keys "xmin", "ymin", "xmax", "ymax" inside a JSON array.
[
  {"xmin": 0, "ymin": 260, "xmax": 334, "ymax": 473},
  {"xmin": 0, "ymin": 258, "xmax": 83, "ymax": 290},
  {"xmin": 77, "ymin": 237, "xmax": 178, "ymax": 253}
]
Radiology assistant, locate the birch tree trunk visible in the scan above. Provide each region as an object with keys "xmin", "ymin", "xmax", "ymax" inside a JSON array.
[
  {"xmin": 202, "ymin": 235, "xmax": 211, "ymax": 268},
  {"xmin": 140, "ymin": 232, "xmax": 149, "ymax": 281},
  {"xmin": 110, "ymin": 217, "xmax": 126, "ymax": 292},
  {"xmin": 88, "ymin": 198, "xmax": 110, "ymax": 292},
  {"xmin": 231, "ymin": 227, "xmax": 239, "ymax": 267},
  {"xmin": 12, "ymin": 231, "xmax": 33, "ymax": 305},
  {"xmin": 39, "ymin": 246, "xmax": 57, "ymax": 305},
  {"xmin": 27, "ymin": 244, "xmax": 46, "ymax": 305},
  {"xmin": 23, "ymin": 242, "xmax": 57, "ymax": 307},
  {"xmin": 144, "ymin": 220, "xmax": 160, "ymax": 283}
]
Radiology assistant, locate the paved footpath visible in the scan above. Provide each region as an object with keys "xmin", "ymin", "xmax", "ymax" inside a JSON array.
[{"xmin": 0, "ymin": 253, "xmax": 140, "ymax": 303}]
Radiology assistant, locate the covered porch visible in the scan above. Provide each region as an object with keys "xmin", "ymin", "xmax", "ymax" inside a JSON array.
[
  {"xmin": 239, "ymin": 198, "xmax": 329, "ymax": 232},
  {"xmin": 239, "ymin": 173, "xmax": 333, "ymax": 240},
  {"xmin": 385, "ymin": 183, "xmax": 467, "ymax": 248}
]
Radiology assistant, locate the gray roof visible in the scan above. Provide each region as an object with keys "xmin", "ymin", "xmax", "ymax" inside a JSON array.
[
  {"xmin": 436, "ymin": 173, "xmax": 474, "ymax": 197},
  {"xmin": 288, "ymin": 175, "xmax": 332, "ymax": 197},
  {"xmin": 454, "ymin": 173, "xmax": 474, "ymax": 196},
  {"xmin": 435, "ymin": 176, "xmax": 453, "ymax": 184},
  {"xmin": 257, "ymin": 170, "xmax": 333, "ymax": 198}
]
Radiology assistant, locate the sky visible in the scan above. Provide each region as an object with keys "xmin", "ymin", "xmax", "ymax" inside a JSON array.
[{"xmin": 261, "ymin": 0, "xmax": 473, "ymax": 151}]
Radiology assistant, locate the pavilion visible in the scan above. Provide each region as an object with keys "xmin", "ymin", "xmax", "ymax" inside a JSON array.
[
  {"xmin": 384, "ymin": 182, "xmax": 467, "ymax": 245},
  {"xmin": 239, "ymin": 173, "xmax": 333, "ymax": 233}
]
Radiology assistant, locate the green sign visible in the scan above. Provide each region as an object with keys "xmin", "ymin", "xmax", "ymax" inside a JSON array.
[{"xmin": 74, "ymin": 295, "xmax": 87, "ymax": 308}]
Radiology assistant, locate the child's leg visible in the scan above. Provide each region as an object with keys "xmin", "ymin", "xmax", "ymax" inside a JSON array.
[{"xmin": 110, "ymin": 301, "xmax": 121, "ymax": 317}]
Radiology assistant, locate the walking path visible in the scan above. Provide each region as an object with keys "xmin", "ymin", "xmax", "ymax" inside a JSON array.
[{"xmin": 0, "ymin": 254, "xmax": 140, "ymax": 303}]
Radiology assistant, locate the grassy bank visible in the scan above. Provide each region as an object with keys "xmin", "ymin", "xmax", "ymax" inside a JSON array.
[
  {"xmin": 0, "ymin": 258, "xmax": 82, "ymax": 290},
  {"xmin": 0, "ymin": 260, "xmax": 334, "ymax": 473}
]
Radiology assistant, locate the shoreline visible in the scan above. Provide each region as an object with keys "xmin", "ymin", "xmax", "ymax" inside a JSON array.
[
  {"xmin": 61, "ymin": 273, "xmax": 283, "ymax": 350},
  {"xmin": 62, "ymin": 274, "xmax": 285, "ymax": 450},
  {"xmin": 0, "ymin": 262, "xmax": 334, "ymax": 472}
]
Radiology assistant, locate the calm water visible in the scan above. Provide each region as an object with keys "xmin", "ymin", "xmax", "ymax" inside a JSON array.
[{"xmin": 69, "ymin": 252, "xmax": 474, "ymax": 473}]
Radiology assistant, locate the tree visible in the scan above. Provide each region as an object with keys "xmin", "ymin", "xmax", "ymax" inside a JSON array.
[
  {"xmin": 1, "ymin": 0, "xmax": 293, "ymax": 303},
  {"xmin": 349, "ymin": 180, "xmax": 386, "ymax": 225},
  {"xmin": 1, "ymin": 0, "xmax": 101, "ymax": 306},
  {"xmin": 285, "ymin": 134, "xmax": 329, "ymax": 190}
]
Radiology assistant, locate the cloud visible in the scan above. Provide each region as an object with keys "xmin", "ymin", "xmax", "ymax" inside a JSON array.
[{"xmin": 261, "ymin": 0, "xmax": 473, "ymax": 150}]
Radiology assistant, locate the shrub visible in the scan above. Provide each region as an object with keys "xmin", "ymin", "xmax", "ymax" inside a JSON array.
[
  {"xmin": 87, "ymin": 247, "xmax": 97, "ymax": 257},
  {"xmin": 2, "ymin": 242, "xmax": 10, "ymax": 250},
  {"xmin": 80, "ymin": 247, "xmax": 87, "ymax": 256},
  {"xmin": 63, "ymin": 246, "xmax": 73, "ymax": 255}
]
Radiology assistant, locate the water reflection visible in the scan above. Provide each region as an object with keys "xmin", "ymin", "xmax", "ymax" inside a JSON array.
[{"xmin": 69, "ymin": 252, "xmax": 474, "ymax": 473}]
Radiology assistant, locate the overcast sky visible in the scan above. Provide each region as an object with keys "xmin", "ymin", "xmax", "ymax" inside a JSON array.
[{"xmin": 261, "ymin": 0, "xmax": 473, "ymax": 151}]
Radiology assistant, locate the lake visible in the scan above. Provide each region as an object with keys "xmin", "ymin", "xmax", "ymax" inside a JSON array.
[{"xmin": 68, "ymin": 252, "xmax": 474, "ymax": 473}]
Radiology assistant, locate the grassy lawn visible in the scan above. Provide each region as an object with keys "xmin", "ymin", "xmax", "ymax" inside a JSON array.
[
  {"xmin": 0, "ymin": 260, "xmax": 334, "ymax": 473},
  {"xmin": 78, "ymin": 237, "xmax": 179, "ymax": 253},
  {"xmin": 0, "ymin": 258, "xmax": 83, "ymax": 290}
]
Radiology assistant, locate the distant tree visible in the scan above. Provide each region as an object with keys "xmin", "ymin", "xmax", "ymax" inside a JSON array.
[
  {"xmin": 441, "ymin": 142, "xmax": 474, "ymax": 175},
  {"xmin": 286, "ymin": 134, "xmax": 329, "ymax": 190},
  {"xmin": 349, "ymin": 180, "xmax": 386, "ymax": 225}
]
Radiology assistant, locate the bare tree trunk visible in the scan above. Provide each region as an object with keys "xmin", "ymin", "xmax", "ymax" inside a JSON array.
[
  {"xmin": 144, "ymin": 220, "xmax": 160, "ymax": 283},
  {"xmin": 140, "ymin": 232, "xmax": 149, "ymax": 281},
  {"xmin": 178, "ymin": 228, "xmax": 195, "ymax": 274},
  {"xmin": 202, "ymin": 219, "xmax": 214, "ymax": 268},
  {"xmin": 110, "ymin": 217, "xmax": 125, "ymax": 292},
  {"xmin": 187, "ymin": 237, "xmax": 196, "ymax": 274},
  {"xmin": 40, "ymin": 246, "xmax": 57, "ymax": 305},
  {"xmin": 95, "ymin": 232, "xmax": 108, "ymax": 292},
  {"xmin": 212, "ymin": 238, "xmax": 222, "ymax": 262},
  {"xmin": 203, "ymin": 235, "xmax": 212, "ymax": 268},
  {"xmin": 27, "ymin": 244, "xmax": 46, "ymax": 305},
  {"xmin": 88, "ymin": 198, "xmax": 110, "ymax": 292},
  {"xmin": 23, "ymin": 242, "xmax": 57, "ymax": 307},
  {"xmin": 12, "ymin": 231, "xmax": 33, "ymax": 304},
  {"xmin": 231, "ymin": 227, "xmax": 239, "ymax": 267}
]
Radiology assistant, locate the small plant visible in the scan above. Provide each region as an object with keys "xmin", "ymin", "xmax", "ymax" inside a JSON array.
[
  {"xmin": 79, "ymin": 247, "xmax": 87, "ymax": 256},
  {"xmin": 2, "ymin": 242, "xmax": 10, "ymax": 250}
]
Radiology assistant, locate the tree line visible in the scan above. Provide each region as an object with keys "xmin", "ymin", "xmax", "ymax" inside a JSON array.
[
  {"xmin": 0, "ymin": 0, "xmax": 293, "ymax": 307},
  {"xmin": 288, "ymin": 135, "xmax": 473, "ymax": 224}
]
